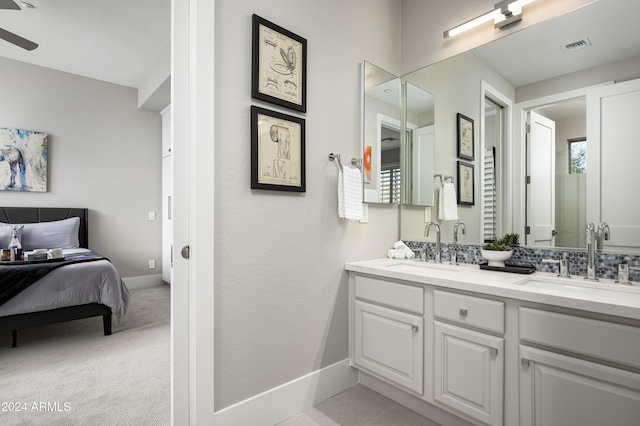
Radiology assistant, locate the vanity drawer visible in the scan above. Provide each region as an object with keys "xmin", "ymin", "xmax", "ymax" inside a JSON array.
[
  {"xmin": 355, "ymin": 275, "xmax": 424, "ymax": 315},
  {"xmin": 520, "ymin": 307, "xmax": 640, "ymax": 369},
  {"xmin": 434, "ymin": 290, "xmax": 505, "ymax": 334}
]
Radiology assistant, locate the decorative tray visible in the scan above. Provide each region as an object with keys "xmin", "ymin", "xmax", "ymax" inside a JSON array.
[
  {"xmin": 479, "ymin": 263, "xmax": 536, "ymax": 274},
  {"xmin": 0, "ymin": 257, "xmax": 66, "ymax": 266}
]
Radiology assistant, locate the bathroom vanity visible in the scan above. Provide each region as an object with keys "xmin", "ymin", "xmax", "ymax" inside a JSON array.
[{"xmin": 346, "ymin": 259, "xmax": 640, "ymax": 426}]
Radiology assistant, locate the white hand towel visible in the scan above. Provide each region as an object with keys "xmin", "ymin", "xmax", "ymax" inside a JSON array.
[
  {"xmin": 338, "ymin": 167, "xmax": 363, "ymax": 219},
  {"xmin": 441, "ymin": 181, "xmax": 458, "ymax": 221}
]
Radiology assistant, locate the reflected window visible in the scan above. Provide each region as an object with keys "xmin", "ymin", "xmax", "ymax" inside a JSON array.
[
  {"xmin": 380, "ymin": 167, "xmax": 401, "ymax": 203},
  {"xmin": 569, "ymin": 138, "xmax": 587, "ymax": 174}
]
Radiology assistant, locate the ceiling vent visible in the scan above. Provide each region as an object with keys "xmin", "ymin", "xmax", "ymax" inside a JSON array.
[{"xmin": 562, "ymin": 38, "xmax": 592, "ymax": 53}]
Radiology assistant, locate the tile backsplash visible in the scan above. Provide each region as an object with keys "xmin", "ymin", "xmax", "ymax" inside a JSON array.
[{"xmin": 404, "ymin": 241, "xmax": 640, "ymax": 282}]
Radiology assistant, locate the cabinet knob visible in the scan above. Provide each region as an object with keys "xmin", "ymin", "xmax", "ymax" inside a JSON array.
[
  {"xmin": 490, "ymin": 347, "xmax": 498, "ymax": 356},
  {"xmin": 459, "ymin": 308, "xmax": 468, "ymax": 317},
  {"xmin": 521, "ymin": 358, "xmax": 531, "ymax": 368},
  {"xmin": 412, "ymin": 325, "xmax": 419, "ymax": 332}
]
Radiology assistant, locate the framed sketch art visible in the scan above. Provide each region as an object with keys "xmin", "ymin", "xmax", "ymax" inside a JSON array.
[
  {"xmin": 456, "ymin": 113, "xmax": 474, "ymax": 160},
  {"xmin": 252, "ymin": 14, "xmax": 307, "ymax": 113},
  {"xmin": 251, "ymin": 106, "xmax": 306, "ymax": 192},
  {"xmin": 457, "ymin": 161, "xmax": 474, "ymax": 206}
]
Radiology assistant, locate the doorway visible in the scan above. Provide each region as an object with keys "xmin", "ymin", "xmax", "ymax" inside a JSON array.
[
  {"xmin": 481, "ymin": 81, "xmax": 512, "ymax": 243},
  {"xmin": 523, "ymin": 98, "xmax": 587, "ymax": 248}
]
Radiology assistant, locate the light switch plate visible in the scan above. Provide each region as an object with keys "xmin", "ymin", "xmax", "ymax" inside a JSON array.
[
  {"xmin": 148, "ymin": 211, "xmax": 156, "ymax": 221},
  {"xmin": 359, "ymin": 204, "xmax": 369, "ymax": 224}
]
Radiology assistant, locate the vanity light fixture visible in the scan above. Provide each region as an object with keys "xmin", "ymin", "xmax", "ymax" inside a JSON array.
[{"xmin": 444, "ymin": 0, "xmax": 537, "ymax": 39}]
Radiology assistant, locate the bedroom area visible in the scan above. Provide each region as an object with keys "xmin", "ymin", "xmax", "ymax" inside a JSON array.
[{"xmin": 0, "ymin": 1, "xmax": 171, "ymax": 424}]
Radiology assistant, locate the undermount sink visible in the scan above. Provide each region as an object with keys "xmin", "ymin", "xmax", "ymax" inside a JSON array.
[
  {"xmin": 514, "ymin": 276, "xmax": 640, "ymax": 302},
  {"xmin": 386, "ymin": 261, "xmax": 462, "ymax": 273}
]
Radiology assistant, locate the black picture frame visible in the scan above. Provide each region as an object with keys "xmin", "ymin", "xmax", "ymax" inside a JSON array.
[
  {"xmin": 251, "ymin": 106, "xmax": 306, "ymax": 192},
  {"xmin": 251, "ymin": 14, "xmax": 307, "ymax": 113},
  {"xmin": 456, "ymin": 113, "xmax": 474, "ymax": 160},
  {"xmin": 457, "ymin": 161, "xmax": 474, "ymax": 206}
]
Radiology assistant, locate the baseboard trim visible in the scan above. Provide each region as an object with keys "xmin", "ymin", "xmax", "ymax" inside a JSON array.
[
  {"xmin": 122, "ymin": 274, "xmax": 163, "ymax": 289},
  {"xmin": 214, "ymin": 358, "xmax": 359, "ymax": 426}
]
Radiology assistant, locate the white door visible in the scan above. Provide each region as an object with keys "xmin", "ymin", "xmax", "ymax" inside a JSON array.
[
  {"xmin": 526, "ymin": 111, "xmax": 556, "ymax": 246},
  {"xmin": 411, "ymin": 125, "xmax": 435, "ymax": 206},
  {"xmin": 520, "ymin": 345, "xmax": 640, "ymax": 426},
  {"xmin": 587, "ymin": 78, "xmax": 640, "ymax": 249},
  {"xmin": 434, "ymin": 321, "xmax": 504, "ymax": 426},
  {"xmin": 354, "ymin": 301, "xmax": 423, "ymax": 395}
]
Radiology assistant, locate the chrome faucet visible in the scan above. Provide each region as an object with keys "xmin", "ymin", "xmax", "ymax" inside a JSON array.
[
  {"xmin": 454, "ymin": 220, "xmax": 466, "ymax": 243},
  {"xmin": 585, "ymin": 222, "xmax": 611, "ymax": 281},
  {"xmin": 424, "ymin": 221, "xmax": 442, "ymax": 263},
  {"xmin": 451, "ymin": 220, "xmax": 466, "ymax": 265},
  {"xmin": 597, "ymin": 222, "xmax": 611, "ymax": 248}
]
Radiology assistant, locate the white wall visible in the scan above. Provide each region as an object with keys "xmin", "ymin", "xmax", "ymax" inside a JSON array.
[
  {"xmin": 516, "ymin": 55, "xmax": 640, "ymax": 103},
  {"xmin": 400, "ymin": 0, "xmax": 595, "ymax": 75},
  {"xmin": 213, "ymin": 0, "xmax": 401, "ymax": 410},
  {"xmin": 0, "ymin": 58, "xmax": 162, "ymax": 279}
]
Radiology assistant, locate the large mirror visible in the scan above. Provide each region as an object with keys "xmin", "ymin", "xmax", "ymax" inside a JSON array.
[
  {"xmin": 400, "ymin": 0, "xmax": 640, "ymax": 252},
  {"xmin": 362, "ymin": 61, "xmax": 402, "ymax": 204}
]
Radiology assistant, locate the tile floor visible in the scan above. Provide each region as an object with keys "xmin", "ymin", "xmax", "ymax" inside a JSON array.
[{"xmin": 277, "ymin": 385, "xmax": 441, "ymax": 426}]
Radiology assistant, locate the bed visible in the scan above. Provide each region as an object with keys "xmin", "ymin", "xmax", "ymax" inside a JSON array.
[{"xmin": 0, "ymin": 207, "xmax": 131, "ymax": 347}]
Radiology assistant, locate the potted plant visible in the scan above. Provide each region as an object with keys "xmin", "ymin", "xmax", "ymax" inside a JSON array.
[{"xmin": 481, "ymin": 233, "xmax": 520, "ymax": 267}]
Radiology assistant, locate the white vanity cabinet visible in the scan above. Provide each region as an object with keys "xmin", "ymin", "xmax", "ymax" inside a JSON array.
[
  {"xmin": 433, "ymin": 291, "xmax": 505, "ymax": 426},
  {"xmin": 352, "ymin": 275, "xmax": 424, "ymax": 395},
  {"xmin": 519, "ymin": 308, "xmax": 640, "ymax": 425},
  {"xmin": 347, "ymin": 259, "xmax": 640, "ymax": 426}
]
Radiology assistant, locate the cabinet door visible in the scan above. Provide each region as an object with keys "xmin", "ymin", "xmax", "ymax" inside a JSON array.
[
  {"xmin": 354, "ymin": 301, "xmax": 423, "ymax": 395},
  {"xmin": 434, "ymin": 321, "xmax": 504, "ymax": 426},
  {"xmin": 520, "ymin": 345, "xmax": 640, "ymax": 426}
]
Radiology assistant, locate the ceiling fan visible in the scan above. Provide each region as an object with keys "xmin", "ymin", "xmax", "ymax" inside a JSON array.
[{"xmin": 0, "ymin": 0, "xmax": 38, "ymax": 51}]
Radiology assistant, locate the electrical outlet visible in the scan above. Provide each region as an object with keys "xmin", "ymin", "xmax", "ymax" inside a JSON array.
[{"xmin": 148, "ymin": 259, "xmax": 156, "ymax": 269}]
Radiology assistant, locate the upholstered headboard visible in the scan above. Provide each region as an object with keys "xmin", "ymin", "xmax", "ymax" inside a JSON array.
[{"xmin": 0, "ymin": 207, "xmax": 89, "ymax": 248}]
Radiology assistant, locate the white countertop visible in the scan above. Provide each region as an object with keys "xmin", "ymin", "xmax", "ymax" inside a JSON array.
[{"xmin": 345, "ymin": 258, "xmax": 640, "ymax": 321}]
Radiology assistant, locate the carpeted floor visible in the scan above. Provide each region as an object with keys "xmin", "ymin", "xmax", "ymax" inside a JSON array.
[{"xmin": 0, "ymin": 284, "xmax": 170, "ymax": 426}]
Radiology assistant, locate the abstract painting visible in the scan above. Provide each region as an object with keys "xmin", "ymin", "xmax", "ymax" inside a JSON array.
[{"xmin": 0, "ymin": 128, "xmax": 48, "ymax": 192}]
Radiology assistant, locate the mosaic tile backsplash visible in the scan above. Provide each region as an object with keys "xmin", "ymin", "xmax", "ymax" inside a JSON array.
[{"xmin": 404, "ymin": 240, "xmax": 640, "ymax": 282}]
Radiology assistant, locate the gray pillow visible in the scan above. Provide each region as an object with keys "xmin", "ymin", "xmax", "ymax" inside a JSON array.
[
  {"xmin": 21, "ymin": 217, "xmax": 80, "ymax": 250},
  {"xmin": 0, "ymin": 223, "xmax": 24, "ymax": 248}
]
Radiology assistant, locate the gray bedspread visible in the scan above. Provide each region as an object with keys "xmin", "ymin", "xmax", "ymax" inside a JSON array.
[{"xmin": 0, "ymin": 249, "xmax": 131, "ymax": 324}]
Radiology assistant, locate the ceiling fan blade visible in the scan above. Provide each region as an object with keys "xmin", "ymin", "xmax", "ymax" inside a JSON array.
[
  {"xmin": 0, "ymin": 0, "xmax": 20, "ymax": 10},
  {"xmin": 0, "ymin": 27, "xmax": 38, "ymax": 50}
]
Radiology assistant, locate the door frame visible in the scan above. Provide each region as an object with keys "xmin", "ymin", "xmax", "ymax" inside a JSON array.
[
  {"xmin": 480, "ymin": 81, "xmax": 513, "ymax": 241},
  {"xmin": 513, "ymin": 82, "xmax": 612, "ymax": 241},
  {"xmin": 172, "ymin": 0, "xmax": 216, "ymax": 423}
]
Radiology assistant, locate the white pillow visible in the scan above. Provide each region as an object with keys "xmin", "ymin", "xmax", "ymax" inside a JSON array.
[
  {"xmin": 0, "ymin": 223, "xmax": 24, "ymax": 248},
  {"xmin": 21, "ymin": 217, "xmax": 80, "ymax": 250}
]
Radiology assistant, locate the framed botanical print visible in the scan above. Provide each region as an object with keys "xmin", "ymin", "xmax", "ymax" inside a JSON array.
[
  {"xmin": 251, "ymin": 106, "xmax": 306, "ymax": 192},
  {"xmin": 457, "ymin": 161, "xmax": 474, "ymax": 206},
  {"xmin": 457, "ymin": 113, "xmax": 474, "ymax": 160},
  {"xmin": 251, "ymin": 14, "xmax": 307, "ymax": 113}
]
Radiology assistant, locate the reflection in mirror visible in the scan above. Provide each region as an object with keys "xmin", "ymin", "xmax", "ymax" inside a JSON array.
[
  {"xmin": 402, "ymin": 82, "xmax": 436, "ymax": 206},
  {"xmin": 399, "ymin": 0, "xmax": 640, "ymax": 252},
  {"xmin": 362, "ymin": 61, "xmax": 401, "ymax": 203}
]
